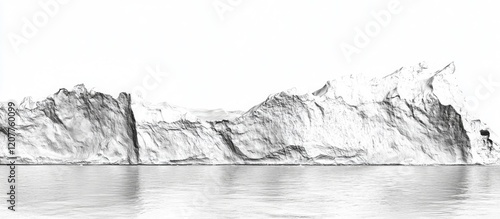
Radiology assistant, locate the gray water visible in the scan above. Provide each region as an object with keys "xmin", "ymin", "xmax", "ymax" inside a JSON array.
[{"xmin": 1, "ymin": 166, "xmax": 500, "ymax": 218}]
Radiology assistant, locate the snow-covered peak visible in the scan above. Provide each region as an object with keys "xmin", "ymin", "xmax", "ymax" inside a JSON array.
[
  {"xmin": 73, "ymin": 84, "xmax": 88, "ymax": 95},
  {"xmin": 19, "ymin": 96, "xmax": 37, "ymax": 110}
]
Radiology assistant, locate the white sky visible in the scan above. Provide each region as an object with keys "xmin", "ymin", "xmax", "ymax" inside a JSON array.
[{"xmin": 1, "ymin": 0, "xmax": 500, "ymax": 131}]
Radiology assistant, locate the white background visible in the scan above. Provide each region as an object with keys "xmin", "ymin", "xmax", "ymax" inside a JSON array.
[{"xmin": 1, "ymin": 0, "xmax": 499, "ymax": 131}]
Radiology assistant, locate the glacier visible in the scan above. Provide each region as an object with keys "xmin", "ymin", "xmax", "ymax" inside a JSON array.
[{"xmin": 1, "ymin": 63, "xmax": 499, "ymax": 165}]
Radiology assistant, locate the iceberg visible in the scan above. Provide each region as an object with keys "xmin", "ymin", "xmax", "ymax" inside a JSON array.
[{"xmin": 1, "ymin": 63, "xmax": 498, "ymax": 165}]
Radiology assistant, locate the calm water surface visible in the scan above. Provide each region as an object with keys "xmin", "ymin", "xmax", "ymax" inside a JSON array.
[{"xmin": 1, "ymin": 166, "xmax": 500, "ymax": 218}]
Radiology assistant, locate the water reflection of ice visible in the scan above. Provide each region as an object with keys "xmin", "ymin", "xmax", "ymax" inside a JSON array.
[{"xmin": 1, "ymin": 166, "xmax": 499, "ymax": 218}]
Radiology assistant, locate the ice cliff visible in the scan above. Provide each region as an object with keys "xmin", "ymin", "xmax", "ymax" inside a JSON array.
[
  {"xmin": 0, "ymin": 85, "xmax": 139, "ymax": 164},
  {"xmin": 1, "ymin": 63, "xmax": 498, "ymax": 165}
]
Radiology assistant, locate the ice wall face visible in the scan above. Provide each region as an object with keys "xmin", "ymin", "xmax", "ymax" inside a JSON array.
[
  {"xmin": 222, "ymin": 64, "xmax": 471, "ymax": 165},
  {"xmin": 1, "ymin": 63, "xmax": 498, "ymax": 165},
  {"xmin": 131, "ymin": 100, "xmax": 243, "ymax": 164},
  {"xmin": 0, "ymin": 85, "xmax": 139, "ymax": 164}
]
